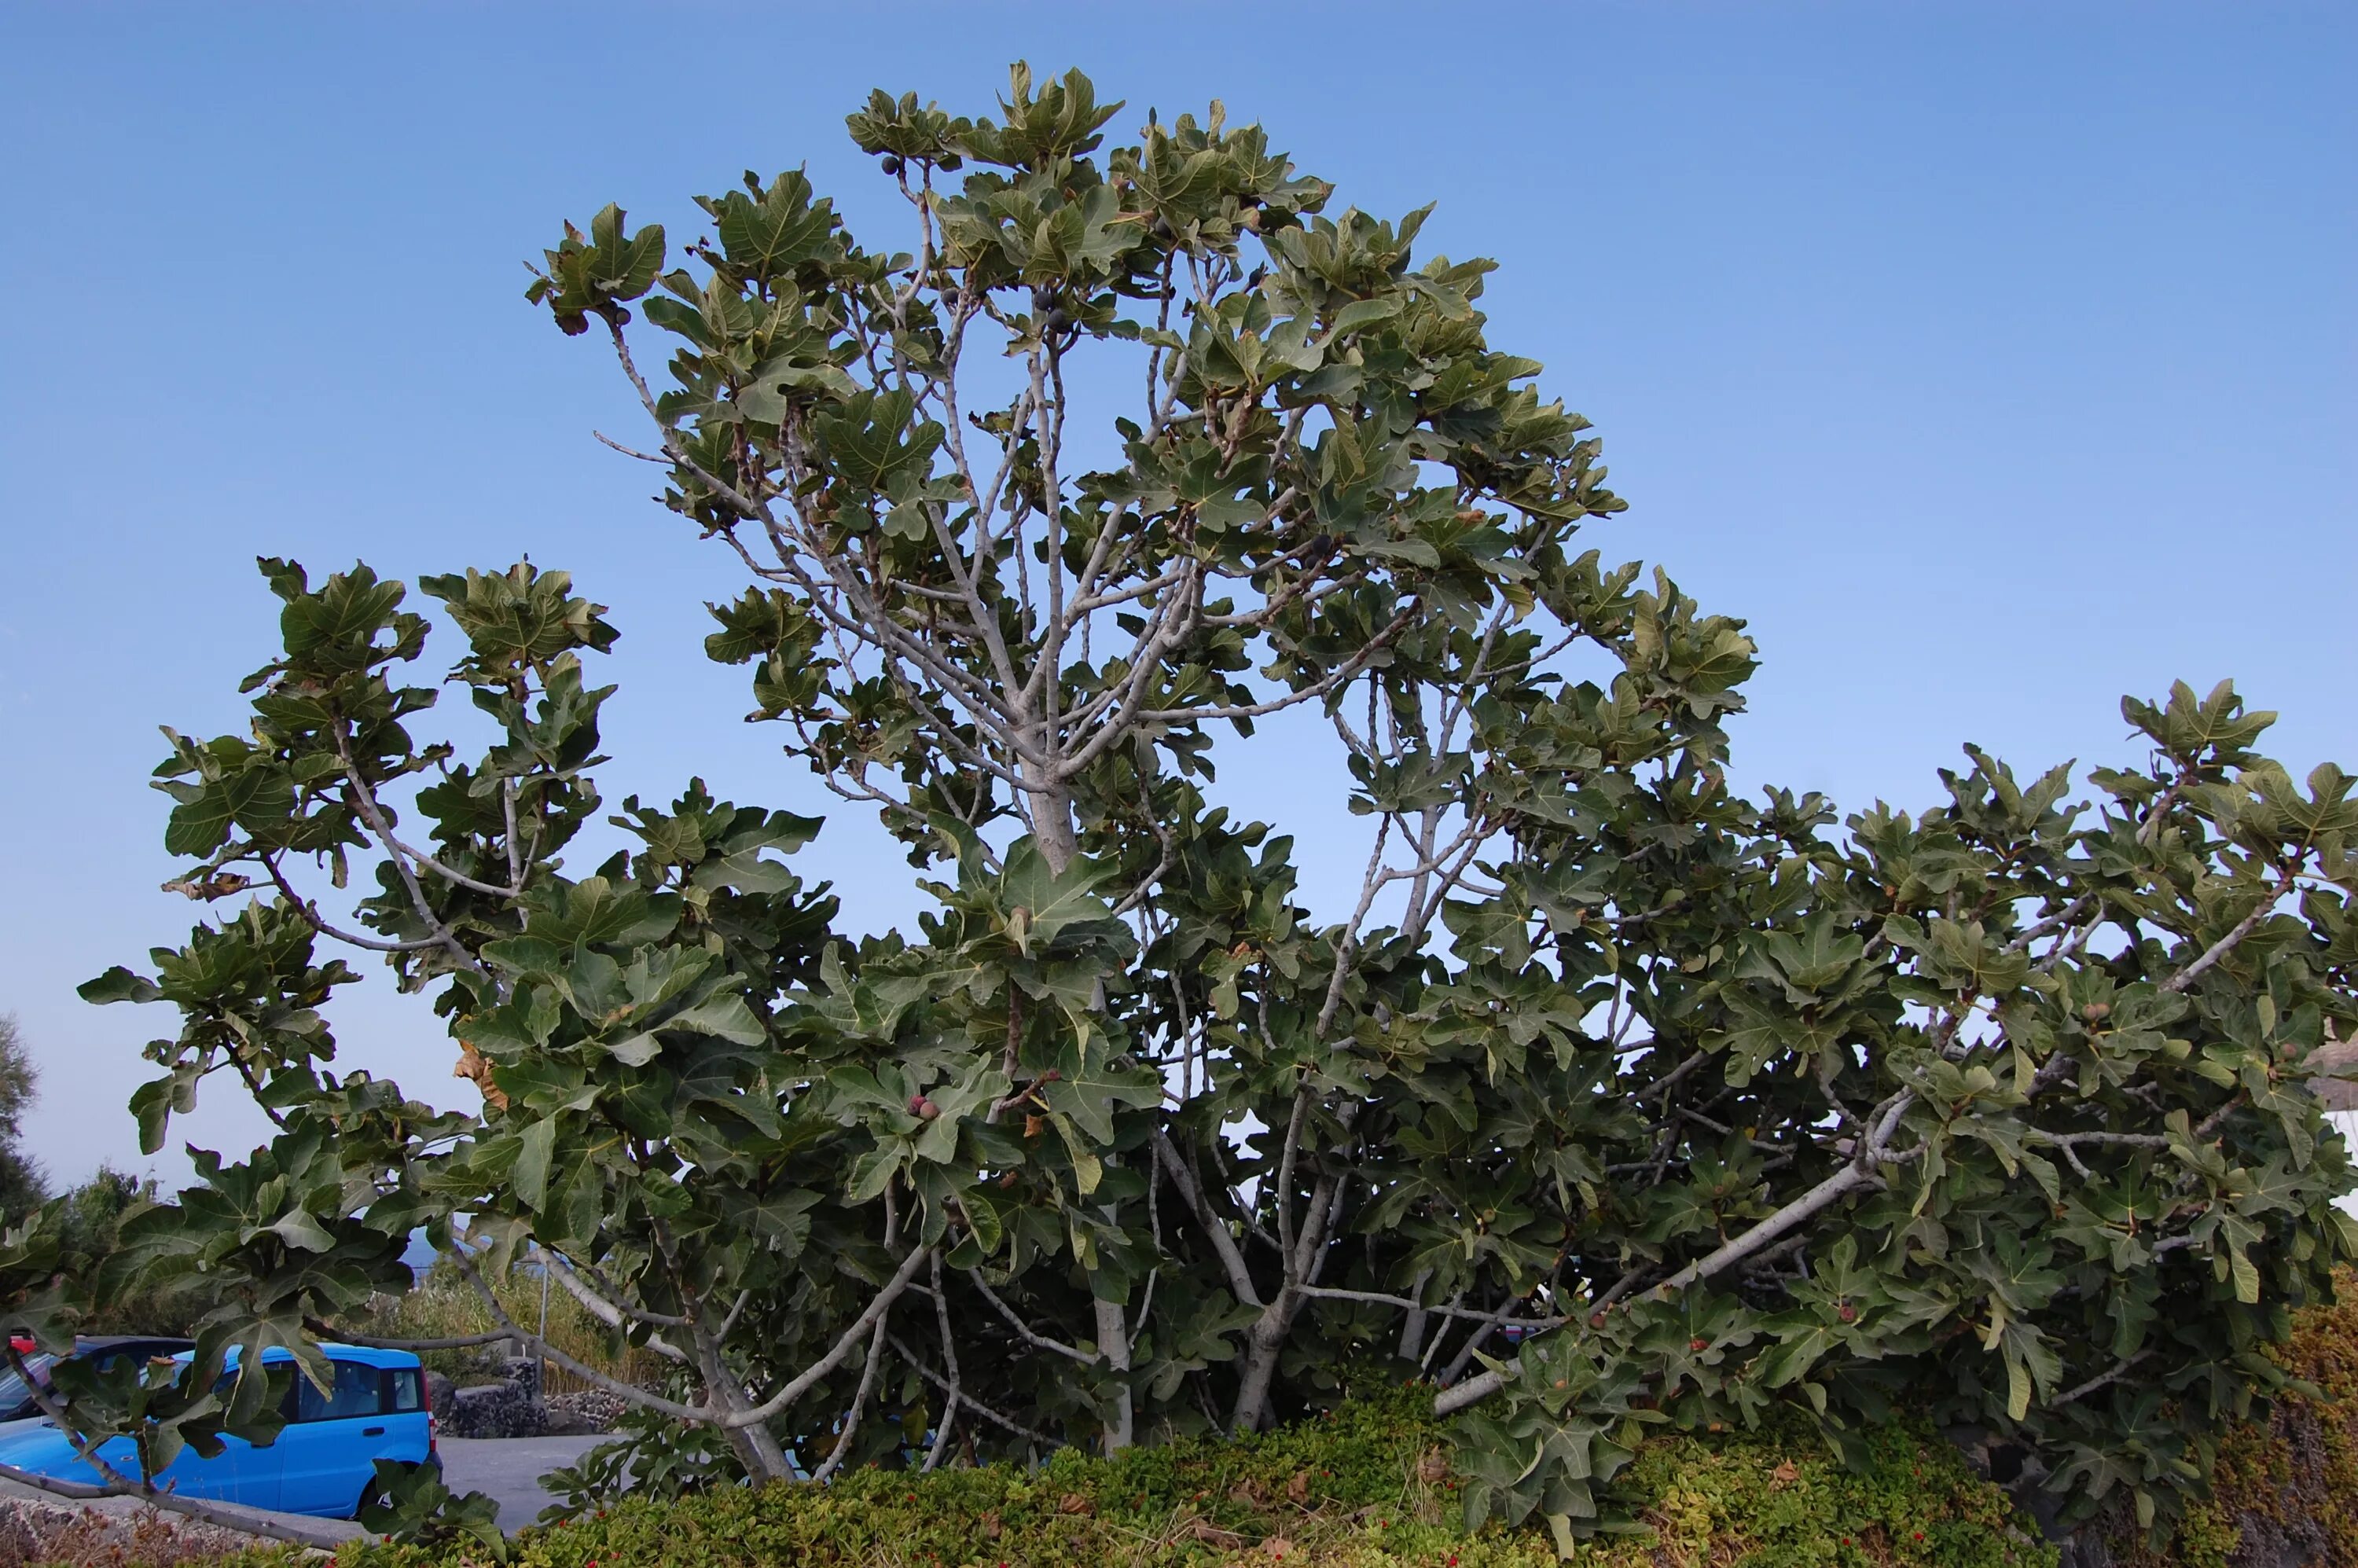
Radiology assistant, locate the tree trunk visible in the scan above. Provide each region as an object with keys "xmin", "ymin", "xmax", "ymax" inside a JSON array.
[
  {"xmin": 1229, "ymin": 1291, "xmax": 1295, "ymax": 1431},
  {"xmin": 695, "ymin": 1331, "xmax": 793, "ymax": 1481},
  {"xmin": 733, "ymin": 1406, "xmax": 793, "ymax": 1480},
  {"xmin": 1027, "ymin": 766, "xmax": 1081, "ymax": 874},
  {"xmin": 1398, "ymin": 1269, "xmax": 1434, "ymax": 1364},
  {"xmin": 1028, "ymin": 771, "xmax": 1129, "ymax": 1449},
  {"xmin": 1095, "ymin": 1294, "xmax": 1135, "ymax": 1452}
]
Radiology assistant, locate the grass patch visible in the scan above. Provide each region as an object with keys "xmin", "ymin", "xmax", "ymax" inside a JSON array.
[{"xmin": 347, "ymin": 1262, "xmax": 660, "ymax": 1396}]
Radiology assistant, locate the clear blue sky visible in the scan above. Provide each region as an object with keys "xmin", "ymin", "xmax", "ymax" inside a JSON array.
[{"xmin": 2, "ymin": 3, "xmax": 2350, "ymax": 1190}]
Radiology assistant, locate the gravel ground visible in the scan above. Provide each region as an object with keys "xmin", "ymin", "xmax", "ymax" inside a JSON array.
[
  {"xmin": 0, "ymin": 1431, "xmax": 615, "ymax": 1551},
  {"xmin": 0, "ymin": 1491, "xmax": 356, "ymax": 1564}
]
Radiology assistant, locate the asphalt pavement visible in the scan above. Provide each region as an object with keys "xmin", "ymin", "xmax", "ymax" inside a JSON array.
[{"xmin": 438, "ymin": 1434, "xmax": 612, "ymax": 1529}]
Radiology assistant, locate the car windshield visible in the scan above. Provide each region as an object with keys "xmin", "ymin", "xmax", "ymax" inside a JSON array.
[{"xmin": 0, "ymin": 1354, "xmax": 57, "ymax": 1411}]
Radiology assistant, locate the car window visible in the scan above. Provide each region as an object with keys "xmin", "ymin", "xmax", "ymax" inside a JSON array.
[
  {"xmin": 0, "ymin": 1354, "xmax": 56, "ymax": 1409},
  {"xmin": 209, "ymin": 1364, "xmax": 273, "ymax": 1404},
  {"xmin": 297, "ymin": 1359, "xmax": 384, "ymax": 1422},
  {"xmin": 204, "ymin": 1363, "xmax": 299, "ymax": 1422},
  {"xmin": 384, "ymin": 1368, "xmax": 423, "ymax": 1412}
]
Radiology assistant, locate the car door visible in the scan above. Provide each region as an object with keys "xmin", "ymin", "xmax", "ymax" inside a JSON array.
[
  {"xmin": 145, "ymin": 1361, "xmax": 285, "ymax": 1510},
  {"xmin": 148, "ymin": 1430, "xmax": 275, "ymax": 1510},
  {"xmin": 274, "ymin": 1357, "xmax": 395, "ymax": 1516}
]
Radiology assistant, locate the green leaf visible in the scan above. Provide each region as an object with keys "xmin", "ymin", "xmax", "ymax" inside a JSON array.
[
  {"xmin": 268, "ymin": 1210, "xmax": 336, "ymax": 1253},
  {"xmin": 514, "ymin": 1119, "xmax": 557, "ymax": 1211},
  {"xmin": 666, "ymin": 994, "xmax": 767, "ymax": 1046},
  {"xmin": 79, "ymin": 967, "xmax": 160, "ymax": 1005},
  {"xmin": 604, "ymin": 1033, "xmax": 661, "ymax": 1067},
  {"xmin": 1756, "ymin": 1325, "xmax": 1839, "ymax": 1389},
  {"xmin": 744, "ymin": 1189, "xmax": 821, "ymax": 1256},
  {"xmin": 2229, "ymin": 1244, "xmax": 2261, "ymax": 1305},
  {"xmin": 165, "ymin": 767, "xmax": 294, "ymax": 857},
  {"xmin": 1038, "ymin": 1038, "xmax": 1162, "ymax": 1144},
  {"xmin": 586, "ymin": 203, "xmax": 663, "ymax": 299},
  {"xmin": 713, "ymin": 171, "xmax": 837, "ymax": 277},
  {"xmin": 1049, "ymin": 1112, "xmax": 1103, "ymax": 1196},
  {"xmin": 958, "ymin": 1186, "xmax": 1005, "ymax": 1255},
  {"xmin": 846, "ymin": 1145, "xmax": 904, "ymax": 1205}
]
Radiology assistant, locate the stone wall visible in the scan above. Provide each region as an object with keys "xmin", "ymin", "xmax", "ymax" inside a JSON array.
[{"xmin": 433, "ymin": 1353, "xmax": 546, "ymax": 1440}]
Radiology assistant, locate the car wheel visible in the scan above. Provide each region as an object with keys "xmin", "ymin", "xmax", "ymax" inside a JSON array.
[{"xmin": 353, "ymin": 1476, "xmax": 389, "ymax": 1521}]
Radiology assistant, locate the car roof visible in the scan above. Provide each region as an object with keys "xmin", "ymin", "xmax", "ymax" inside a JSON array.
[
  {"xmin": 171, "ymin": 1343, "xmax": 421, "ymax": 1370},
  {"xmin": 73, "ymin": 1336, "xmax": 193, "ymax": 1351}
]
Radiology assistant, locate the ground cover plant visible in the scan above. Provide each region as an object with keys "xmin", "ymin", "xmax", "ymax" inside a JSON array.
[
  {"xmin": 2, "ymin": 61, "xmax": 2355, "ymax": 1557},
  {"xmin": 212, "ymin": 1390, "xmax": 2055, "ymax": 1568}
]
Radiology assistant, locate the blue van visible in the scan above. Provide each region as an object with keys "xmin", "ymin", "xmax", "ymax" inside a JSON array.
[{"xmin": 0, "ymin": 1342, "xmax": 435, "ymax": 1518}]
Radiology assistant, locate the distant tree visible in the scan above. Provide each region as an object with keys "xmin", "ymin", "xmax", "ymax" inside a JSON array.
[
  {"xmin": 0, "ymin": 1016, "xmax": 46, "ymax": 1222},
  {"xmin": 57, "ymin": 1166, "xmax": 185, "ymax": 1335},
  {"xmin": 0, "ymin": 1022, "xmax": 187, "ymax": 1332}
]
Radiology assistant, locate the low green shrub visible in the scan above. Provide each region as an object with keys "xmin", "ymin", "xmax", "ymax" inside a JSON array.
[
  {"xmin": 211, "ymin": 1390, "xmax": 2049, "ymax": 1568},
  {"xmin": 193, "ymin": 1278, "xmax": 2358, "ymax": 1568},
  {"xmin": 1581, "ymin": 1426, "xmax": 2051, "ymax": 1568}
]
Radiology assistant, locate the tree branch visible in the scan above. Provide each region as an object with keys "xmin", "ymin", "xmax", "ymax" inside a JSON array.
[
  {"xmin": 970, "ymin": 1277, "xmax": 1092, "ymax": 1363},
  {"xmin": 810, "ymin": 1316, "xmax": 888, "ymax": 1485},
  {"xmin": 2161, "ymin": 863, "xmax": 2301, "ymax": 995},
  {"xmin": 2052, "ymin": 1350, "xmax": 2151, "ymax": 1408},
  {"xmin": 531, "ymin": 1247, "xmax": 690, "ymax": 1361},
  {"xmin": 1152, "ymin": 1132, "xmax": 1261, "ymax": 1308},
  {"xmin": 1296, "ymin": 1285, "xmax": 1567, "ymax": 1329},
  {"xmin": 921, "ymin": 1250, "xmax": 962, "ymax": 1473},
  {"xmin": 884, "ymin": 1332, "xmax": 1053, "ymax": 1447},
  {"xmin": 1436, "ymin": 1095, "xmax": 1915, "ymax": 1418}
]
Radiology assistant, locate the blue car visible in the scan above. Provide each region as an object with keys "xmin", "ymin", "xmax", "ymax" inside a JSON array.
[
  {"xmin": 0, "ymin": 1343, "xmax": 435, "ymax": 1518},
  {"xmin": 0, "ymin": 1336, "xmax": 194, "ymax": 1427}
]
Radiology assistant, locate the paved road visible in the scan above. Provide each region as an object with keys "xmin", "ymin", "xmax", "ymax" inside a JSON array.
[{"xmin": 439, "ymin": 1434, "xmax": 612, "ymax": 1529}]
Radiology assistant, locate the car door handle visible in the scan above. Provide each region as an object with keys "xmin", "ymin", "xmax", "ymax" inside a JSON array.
[{"xmin": 362, "ymin": 1426, "xmax": 384, "ymax": 1436}]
